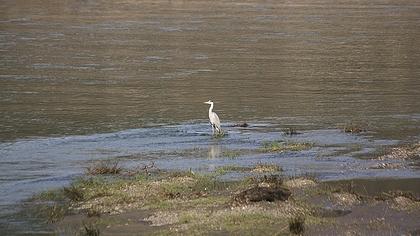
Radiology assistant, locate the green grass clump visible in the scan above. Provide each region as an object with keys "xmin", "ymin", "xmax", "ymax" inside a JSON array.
[
  {"xmin": 251, "ymin": 163, "xmax": 282, "ymax": 173},
  {"xmin": 343, "ymin": 122, "xmax": 367, "ymax": 133},
  {"xmin": 213, "ymin": 131, "xmax": 227, "ymax": 139},
  {"xmin": 215, "ymin": 163, "xmax": 282, "ymax": 175},
  {"xmin": 215, "ymin": 165, "xmax": 252, "ymax": 175},
  {"xmin": 86, "ymin": 161, "xmax": 121, "ymax": 175},
  {"xmin": 70, "ymin": 177, "xmax": 111, "ymax": 200},
  {"xmin": 63, "ymin": 184, "xmax": 85, "ymax": 202},
  {"xmin": 222, "ymin": 150, "xmax": 242, "ymax": 159},
  {"xmin": 167, "ymin": 170, "xmax": 196, "ymax": 178},
  {"xmin": 43, "ymin": 204, "xmax": 68, "ymax": 223},
  {"xmin": 32, "ymin": 189, "xmax": 66, "ymax": 202},
  {"xmin": 283, "ymin": 127, "xmax": 299, "ymax": 136},
  {"xmin": 261, "ymin": 141, "xmax": 313, "ymax": 152}
]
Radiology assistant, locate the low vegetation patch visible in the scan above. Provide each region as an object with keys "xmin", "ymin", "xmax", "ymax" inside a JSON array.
[
  {"xmin": 221, "ymin": 150, "xmax": 242, "ymax": 159},
  {"xmin": 283, "ymin": 177, "xmax": 317, "ymax": 189},
  {"xmin": 86, "ymin": 161, "xmax": 121, "ymax": 175},
  {"xmin": 330, "ymin": 192, "xmax": 361, "ymax": 206},
  {"xmin": 82, "ymin": 223, "xmax": 100, "ymax": 236},
  {"xmin": 31, "ymin": 170, "xmax": 318, "ymax": 234},
  {"xmin": 370, "ymin": 162, "xmax": 403, "ymax": 169},
  {"xmin": 63, "ymin": 184, "xmax": 85, "ymax": 202},
  {"xmin": 213, "ymin": 131, "xmax": 227, "ymax": 139},
  {"xmin": 251, "ymin": 163, "xmax": 282, "ymax": 173},
  {"xmin": 215, "ymin": 165, "xmax": 252, "ymax": 174},
  {"xmin": 373, "ymin": 191, "xmax": 420, "ymax": 210},
  {"xmin": 378, "ymin": 142, "xmax": 420, "ymax": 160},
  {"xmin": 343, "ymin": 123, "xmax": 367, "ymax": 133},
  {"xmin": 27, "ymin": 166, "xmax": 420, "ymax": 235},
  {"xmin": 261, "ymin": 140, "xmax": 313, "ymax": 152},
  {"xmin": 215, "ymin": 163, "xmax": 282, "ymax": 175},
  {"xmin": 42, "ymin": 204, "xmax": 68, "ymax": 223},
  {"xmin": 232, "ymin": 186, "xmax": 291, "ymax": 206},
  {"xmin": 289, "ymin": 216, "xmax": 305, "ymax": 235},
  {"xmin": 283, "ymin": 127, "xmax": 300, "ymax": 136}
]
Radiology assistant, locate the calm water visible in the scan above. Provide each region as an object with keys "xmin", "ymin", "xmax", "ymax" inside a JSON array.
[
  {"xmin": 1, "ymin": 0, "xmax": 420, "ymax": 141},
  {"xmin": 1, "ymin": 0, "xmax": 420, "ymax": 233}
]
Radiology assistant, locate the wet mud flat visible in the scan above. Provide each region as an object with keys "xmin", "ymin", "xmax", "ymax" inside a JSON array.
[
  {"xmin": 9, "ymin": 140, "xmax": 418, "ymax": 235},
  {"xmin": 20, "ymin": 164, "xmax": 420, "ymax": 235}
]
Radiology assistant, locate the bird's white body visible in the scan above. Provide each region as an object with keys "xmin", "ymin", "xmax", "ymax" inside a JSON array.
[{"xmin": 204, "ymin": 100, "xmax": 222, "ymax": 134}]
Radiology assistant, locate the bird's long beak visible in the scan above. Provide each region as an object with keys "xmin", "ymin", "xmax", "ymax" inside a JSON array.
[{"xmin": 204, "ymin": 101, "xmax": 210, "ymax": 104}]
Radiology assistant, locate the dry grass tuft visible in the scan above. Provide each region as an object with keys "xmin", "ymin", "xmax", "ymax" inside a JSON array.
[
  {"xmin": 251, "ymin": 163, "xmax": 282, "ymax": 173},
  {"xmin": 232, "ymin": 186, "xmax": 291, "ymax": 206},
  {"xmin": 330, "ymin": 192, "xmax": 361, "ymax": 206},
  {"xmin": 378, "ymin": 142, "xmax": 420, "ymax": 160},
  {"xmin": 283, "ymin": 177, "xmax": 317, "ymax": 189},
  {"xmin": 63, "ymin": 184, "xmax": 85, "ymax": 202},
  {"xmin": 343, "ymin": 123, "xmax": 367, "ymax": 133},
  {"xmin": 86, "ymin": 161, "xmax": 121, "ymax": 175},
  {"xmin": 82, "ymin": 223, "xmax": 100, "ymax": 236},
  {"xmin": 283, "ymin": 127, "xmax": 300, "ymax": 136},
  {"xmin": 289, "ymin": 216, "xmax": 305, "ymax": 235},
  {"xmin": 86, "ymin": 207, "xmax": 101, "ymax": 217}
]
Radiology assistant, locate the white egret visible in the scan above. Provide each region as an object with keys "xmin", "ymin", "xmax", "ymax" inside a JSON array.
[{"xmin": 204, "ymin": 100, "xmax": 222, "ymax": 135}]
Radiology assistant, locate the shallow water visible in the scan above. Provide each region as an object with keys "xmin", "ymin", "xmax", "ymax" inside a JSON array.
[{"xmin": 1, "ymin": 0, "xmax": 420, "ymax": 233}]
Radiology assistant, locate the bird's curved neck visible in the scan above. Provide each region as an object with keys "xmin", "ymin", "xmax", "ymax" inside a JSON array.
[{"xmin": 208, "ymin": 103, "xmax": 214, "ymax": 113}]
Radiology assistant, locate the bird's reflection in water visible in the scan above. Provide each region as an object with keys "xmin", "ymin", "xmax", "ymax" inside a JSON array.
[
  {"xmin": 208, "ymin": 145, "xmax": 221, "ymax": 159},
  {"xmin": 206, "ymin": 145, "xmax": 221, "ymax": 172}
]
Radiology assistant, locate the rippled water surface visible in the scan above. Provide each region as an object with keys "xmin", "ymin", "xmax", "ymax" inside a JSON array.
[
  {"xmin": 1, "ymin": 0, "xmax": 420, "ymax": 233},
  {"xmin": 1, "ymin": 0, "xmax": 420, "ymax": 141}
]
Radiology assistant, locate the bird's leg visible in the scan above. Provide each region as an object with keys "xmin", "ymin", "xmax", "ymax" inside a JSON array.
[{"xmin": 211, "ymin": 124, "xmax": 215, "ymax": 135}]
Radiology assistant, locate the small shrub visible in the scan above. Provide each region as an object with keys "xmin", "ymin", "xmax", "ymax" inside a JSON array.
[
  {"xmin": 251, "ymin": 163, "xmax": 282, "ymax": 173},
  {"xmin": 86, "ymin": 161, "xmax": 121, "ymax": 175},
  {"xmin": 283, "ymin": 127, "xmax": 299, "ymax": 136},
  {"xmin": 213, "ymin": 131, "xmax": 227, "ymax": 139},
  {"xmin": 63, "ymin": 184, "xmax": 84, "ymax": 202},
  {"xmin": 289, "ymin": 216, "xmax": 305, "ymax": 235},
  {"xmin": 43, "ymin": 204, "xmax": 67, "ymax": 223},
  {"xmin": 343, "ymin": 123, "xmax": 366, "ymax": 133}
]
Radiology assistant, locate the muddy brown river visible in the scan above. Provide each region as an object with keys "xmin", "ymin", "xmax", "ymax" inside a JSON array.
[
  {"xmin": 1, "ymin": 0, "xmax": 420, "ymax": 141},
  {"xmin": 1, "ymin": 0, "xmax": 420, "ymax": 234}
]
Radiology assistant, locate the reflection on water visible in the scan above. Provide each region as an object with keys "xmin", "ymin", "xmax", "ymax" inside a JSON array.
[
  {"xmin": 208, "ymin": 145, "xmax": 222, "ymax": 159},
  {"xmin": 1, "ymin": 0, "xmax": 420, "ymax": 141}
]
